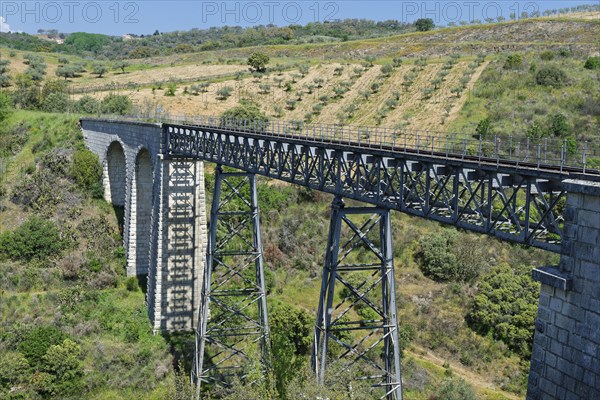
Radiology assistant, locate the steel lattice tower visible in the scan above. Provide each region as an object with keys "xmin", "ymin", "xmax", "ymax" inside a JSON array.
[
  {"xmin": 313, "ymin": 196, "xmax": 403, "ymax": 400},
  {"xmin": 192, "ymin": 166, "xmax": 270, "ymax": 396}
]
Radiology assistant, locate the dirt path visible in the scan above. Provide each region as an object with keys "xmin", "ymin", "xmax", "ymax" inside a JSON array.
[{"xmin": 407, "ymin": 344, "xmax": 522, "ymax": 400}]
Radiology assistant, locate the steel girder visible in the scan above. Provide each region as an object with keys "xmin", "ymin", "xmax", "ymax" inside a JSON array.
[
  {"xmin": 166, "ymin": 125, "xmax": 566, "ymax": 253},
  {"xmin": 313, "ymin": 197, "xmax": 402, "ymax": 400},
  {"xmin": 192, "ymin": 166, "xmax": 270, "ymax": 394}
]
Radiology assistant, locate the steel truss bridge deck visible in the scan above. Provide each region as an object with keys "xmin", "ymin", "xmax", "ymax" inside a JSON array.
[{"xmin": 165, "ymin": 123, "xmax": 599, "ymax": 254}]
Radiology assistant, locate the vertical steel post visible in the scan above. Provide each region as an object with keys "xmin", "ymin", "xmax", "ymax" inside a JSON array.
[
  {"xmin": 313, "ymin": 197, "xmax": 403, "ymax": 399},
  {"xmin": 193, "ymin": 166, "xmax": 270, "ymax": 397}
]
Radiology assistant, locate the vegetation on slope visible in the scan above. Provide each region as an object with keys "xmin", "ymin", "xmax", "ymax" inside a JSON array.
[
  {"xmin": 0, "ymin": 10, "xmax": 594, "ymax": 399},
  {"xmin": 0, "ymin": 106, "xmax": 556, "ymax": 399},
  {"xmin": 449, "ymin": 49, "xmax": 600, "ymax": 142},
  {"xmin": 0, "ymin": 111, "xmax": 189, "ymax": 399}
]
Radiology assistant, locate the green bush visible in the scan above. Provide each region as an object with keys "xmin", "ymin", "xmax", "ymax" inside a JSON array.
[
  {"xmin": 41, "ymin": 92, "xmax": 70, "ymax": 113},
  {"xmin": 0, "ymin": 216, "xmax": 68, "ymax": 262},
  {"xmin": 539, "ymin": 50, "xmax": 555, "ymax": 61},
  {"xmin": 417, "ymin": 230, "xmax": 486, "ymax": 282},
  {"xmin": 74, "ymin": 95, "xmax": 101, "ymax": 114},
  {"xmin": 220, "ymin": 100, "xmax": 269, "ymax": 131},
  {"xmin": 436, "ymin": 377, "xmax": 477, "ymax": 400},
  {"xmin": 535, "ymin": 66, "xmax": 568, "ymax": 88},
  {"xmin": 216, "ymin": 86, "xmax": 233, "ymax": 100},
  {"xmin": 71, "ymin": 148, "xmax": 103, "ymax": 197},
  {"xmin": 418, "ymin": 230, "xmax": 459, "ymax": 281},
  {"xmin": 584, "ymin": 56, "xmax": 600, "ymax": 70},
  {"xmin": 503, "ymin": 53, "xmax": 523, "ymax": 69},
  {"xmin": 467, "ymin": 264, "xmax": 539, "ymax": 358},
  {"xmin": 0, "ymin": 91, "xmax": 13, "ymax": 122},
  {"xmin": 247, "ymin": 52, "xmax": 270, "ymax": 72},
  {"xmin": 415, "ymin": 18, "xmax": 434, "ymax": 31},
  {"xmin": 547, "ymin": 113, "xmax": 570, "ymax": 137},
  {"xmin": 42, "ymin": 339, "xmax": 84, "ymax": 396},
  {"xmin": 269, "ymin": 301, "xmax": 314, "ymax": 398},
  {"xmin": 17, "ymin": 326, "xmax": 66, "ymax": 367},
  {"xmin": 101, "ymin": 94, "xmax": 132, "ymax": 115},
  {"xmin": 475, "ymin": 117, "xmax": 493, "ymax": 138}
]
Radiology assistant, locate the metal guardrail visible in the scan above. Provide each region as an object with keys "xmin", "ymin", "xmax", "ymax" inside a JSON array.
[{"xmin": 92, "ymin": 113, "xmax": 600, "ymax": 175}]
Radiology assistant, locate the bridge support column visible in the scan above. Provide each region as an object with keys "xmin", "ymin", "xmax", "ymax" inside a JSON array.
[
  {"xmin": 193, "ymin": 166, "xmax": 270, "ymax": 393},
  {"xmin": 528, "ymin": 179, "xmax": 600, "ymax": 399},
  {"xmin": 147, "ymin": 157, "xmax": 207, "ymax": 332},
  {"xmin": 313, "ymin": 197, "xmax": 402, "ymax": 400}
]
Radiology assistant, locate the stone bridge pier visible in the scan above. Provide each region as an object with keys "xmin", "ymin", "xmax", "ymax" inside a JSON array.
[
  {"xmin": 528, "ymin": 179, "xmax": 600, "ymax": 399},
  {"xmin": 82, "ymin": 120, "xmax": 206, "ymax": 331}
]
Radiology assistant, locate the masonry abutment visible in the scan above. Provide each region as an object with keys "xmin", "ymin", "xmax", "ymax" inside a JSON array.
[
  {"xmin": 82, "ymin": 121, "xmax": 204, "ymax": 333},
  {"xmin": 528, "ymin": 179, "xmax": 600, "ymax": 399}
]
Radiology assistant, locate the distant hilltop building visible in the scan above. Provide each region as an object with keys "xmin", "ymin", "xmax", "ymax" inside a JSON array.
[{"xmin": 122, "ymin": 34, "xmax": 133, "ymax": 41}]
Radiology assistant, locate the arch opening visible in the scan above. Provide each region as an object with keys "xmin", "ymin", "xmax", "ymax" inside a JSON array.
[
  {"xmin": 135, "ymin": 148, "xmax": 153, "ymax": 276},
  {"xmin": 106, "ymin": 141, "xmax": 126, "ymax": 207}
]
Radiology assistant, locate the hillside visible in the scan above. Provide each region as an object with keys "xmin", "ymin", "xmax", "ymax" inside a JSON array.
[
  {"xmin": 0, "ymin": 111, "xmax": 556, "ymax": 399},
  {"xmin": 0, "ymin": 11, "xmax": 597, "ymax": 400}
]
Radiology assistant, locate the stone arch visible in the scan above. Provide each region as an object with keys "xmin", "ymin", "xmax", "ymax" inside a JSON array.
[
  {"xmin": 105, "ymin": 141, "xmax": 127, "ymax": 206},
  {"xmin": 134, "ymin": 148, "xmax": 154, "ymax": 275}
]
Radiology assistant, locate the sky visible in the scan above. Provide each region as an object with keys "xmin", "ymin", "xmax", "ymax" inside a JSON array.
[{"xmin": 0, "ymin": 1, "xmax": 597, "ymax": 35}]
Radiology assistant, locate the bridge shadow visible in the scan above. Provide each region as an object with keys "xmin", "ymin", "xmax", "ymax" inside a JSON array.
[
  {"xmin": 113, "ymin": 205, "xmax": 125, "ymax": 237},
  {"xmin": 136, "ymin": 274, "xmax": 148, "ymax": 295},
  {"xmin": 162, "ymin": 331, "xmax": 196, "ymax": 372}
]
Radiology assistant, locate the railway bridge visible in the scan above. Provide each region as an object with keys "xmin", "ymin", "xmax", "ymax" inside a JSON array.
[{"xmin": 81, "ymin": 117, "xmax": 600, "ymax": 400}]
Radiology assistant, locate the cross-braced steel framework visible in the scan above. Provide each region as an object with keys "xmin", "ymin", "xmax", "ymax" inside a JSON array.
[
  {"xmin": 192, "ymin": 166, "xmax": 270, "ymax": 394},
  {"xmin": 164, "ymin": 123, "xmax": 585, "ymax": 253},
  {"xmin": 313, "ymin": 197, "xmax": 402, "ymax": 400}
]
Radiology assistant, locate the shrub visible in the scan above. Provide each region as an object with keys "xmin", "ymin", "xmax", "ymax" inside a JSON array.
[
  {"xmin": 41, "ymin": 92, "xmax": 70, "ymax": 113},
  {"xmin": 503, "ymin": 53, "xmax": 523, "ymax": 69},
  {"xmin": 92, "ymin": 62, "xmax": 108, "ymax": 78},
  {"xmin": 269, "ymin": 301, "xmax": 314, "ymax": 398},
  {"xmin": 220, "ymin": 100, "xmax": 269, "ymax": 131},
  {"xmin": 539, "ymin": 50, "xmax": 555, "ymax": 60},
  {"xmin": 381, "ymin": 64, "xmax": 393, "ymax": 77},
  {"xmin": 584, "ymin": 56, "xmax": 600, "ymax": 70},
  {"xmin": 467, "ymin": 264, "xmax": 539, "ymax": 358},
  {"xmin": 126, "ymin": 276, "xmax": 139, "ymax": 291},
  {"xmin": 547, "ymin": 113, "xmax": 570, "ymax": 137},
  {"xmin": 535, "ymin": 66, "xmax": 568, "ymax": 88},
  {"xmin": 0, "ymin": 91, "xmax": 13, "ymax": 122},
  {"xmin": 0, "ymin": 216, "xmax": 68, "ymax": 262},
  {"xmin": 526, "ymin": 121, "xmax": 546, "ymax": 140},
  {"xmin": 216, "ymin": 86, "xmax": 233, "ymax": 100},
  {"xmin": 73, "ymin": 95, "xmax": 100, "ymax": 114},
  {"xmin": 17, "ymin": 326, "xmax": 66, "ymax": 367},
  {"xmin": 418, "ymin": 230, "xmax": 459, "ymax": 281},
  {"xmin": 101, "ymin": 94, "xmax": 132, "ymax": 115},
  {"xmin": 436, "ymin": 377, "xmax": 477, "ymax": 400},
  {"xmin": 164, "ymin": 83, "xmax": 177, "ymax": 96},
  {"xmin": 71, "ymin": 149, "xmax": 103, "ymax": 197},
  {"xmin": 415, "ymin": 18, "xmax": 434, "ymax": 31},
  {"xmin": 42, "ymin": 339, "xmax": 84, "ymax": 396},
  {"xmin": 418, "ymin": 230, "xmax": 486, "ymax": 282},
  {"xmin": 247, "ymin": 52, "xmax": 269, "ymax": 72},
  {"xmin": 475, "ymin": 117, "xmax": 493, "ymax": 138}
]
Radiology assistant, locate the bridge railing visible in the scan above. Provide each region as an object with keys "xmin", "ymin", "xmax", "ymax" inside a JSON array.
[{"xmin": 94, "ymin": 113, "xmax": 600, "ymax": 173}]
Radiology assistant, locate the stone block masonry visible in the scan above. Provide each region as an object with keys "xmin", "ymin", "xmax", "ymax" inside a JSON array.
[
  {"xmin": 81, "ymin": 120, "xmax": 206, "ymax": 332},
  {"xmin": 528, "ymin": 179, "xmax": 600, "ymax": 399}
]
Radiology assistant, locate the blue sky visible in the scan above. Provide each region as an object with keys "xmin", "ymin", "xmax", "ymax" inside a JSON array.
[{"xmin": 0, "ymin": 1, "xmax": 597, "ymax": 35}]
